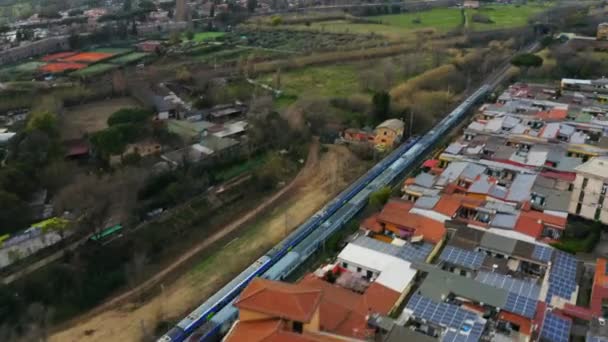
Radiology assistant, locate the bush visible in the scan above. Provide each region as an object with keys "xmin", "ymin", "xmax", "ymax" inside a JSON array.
[
  {"xmin": 107, "ymin": 108, "xmax": 153, "ymax": 126},
  {"xmin": 472, "ymin": 13, "xmax": 494, "ymax": 24}
]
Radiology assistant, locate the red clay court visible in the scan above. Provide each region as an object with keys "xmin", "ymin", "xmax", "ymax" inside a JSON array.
[
  {"xmin": 62, "ymin": 52, "xmax": 115, "ymax": 64},
  {"xmin": 41, "ymin": 51, "xmax": 78, "ymax": 62},
  {"xmin": 40, "ymin": 62, "xmax": 88, "ymax": 74}
]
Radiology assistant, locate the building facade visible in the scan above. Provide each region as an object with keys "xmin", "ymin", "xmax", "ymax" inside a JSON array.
[
  {"xmin": 568, "ymin": 157, "xmax": 608, "ymax": 224},
  {"xmin": 597, "ymin": 23, "xmax": 608, "ymax": 41}
]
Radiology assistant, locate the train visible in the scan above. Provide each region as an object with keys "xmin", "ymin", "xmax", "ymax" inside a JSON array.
[{"xmin": 158, "ymin": 84, "xmax": 491, "ymax": 342}]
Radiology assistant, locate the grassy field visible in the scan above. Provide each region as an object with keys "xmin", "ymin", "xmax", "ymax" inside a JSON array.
[
  {"xmin": 71, "ymin": 63, "xmax": 119, "ymax": 77},
  {"xmin": 192, "ymin": 31, "xmax": 226, "ymax": 42},
  {"xmin": 60, "ymin": 97, "xmax": 141, "ymax": 140},
  {"xmin": 287, "ymin": 8, "xmax": 462, "ymax": 38},
  {"xmin": 259, "ymin": 64, "xmax": 362, "ymax": 98},
  {"xmin": 109, "ymin": 52, "xmax": 150, "ymax": 65},
  {"xmin": 466, "ymin": 4, "xmax": 552, "ymax": 31}
]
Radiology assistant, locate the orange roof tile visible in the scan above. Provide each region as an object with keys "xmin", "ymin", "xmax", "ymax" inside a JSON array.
[
  {"xmin": 433, "ymin": 194, "xmax": 465, "ymax": 217},
  {"xmin": 225, "ymin": 320, "xmax": 332, "ymax": 342},
  {"xmin": 360, "ymin": 213, "xmax": 383, "ymax": 233},
  {"xmin": 356, "ymin": 282, "xmax": 400, "ymax": 315},
  {"xmin": 377, "ymin": 199, "xmax": 446, "ymax": 244},
  {"xmin": 498, "ymin": 311, "xmax": 532, "ymax": 335},
  {"xmin": 235, "ymin": 278, "xmax": 322, "ymax": 323},
  {"xmin": 591, "ymin": 258, "xmax": 608, "ymax": 315},
  {"xmin": 515, "ymin": 210, "xmax": 567, "ymax": 239},
  {"xmin": 536, "ymin": 108, "xmax": 568, "ymax": 121}
]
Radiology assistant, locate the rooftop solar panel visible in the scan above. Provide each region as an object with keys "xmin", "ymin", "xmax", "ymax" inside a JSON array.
[
  {"xmin": 351, "ymin": 236, "xmax": 433, "ymax": 263},
  {"xmin": 541, "ymin": 312, "xmax": 572, "ymax": 342},
  {"xmin": 503, "ymin": 292, "xmax": 537, "ymax": 319},
  {"xmin": 406, "ymin": 294, "xmax": 483, "ymax": 331},
  {"xmin": 532, "ymin": 244, "xmax": 554, "ymax": 263},
  {"xmin": 475, "ymin": 271, "xmax": 540, "ymax": 300},
  {"xmin": 442, "ymin": 321, "xmax": 485, "ymax": 342},
  {"xmin": 546, "ymin": 251, "xmax": 578, "ymax": 303},
  {"xmin": 439, "ymin": 246, "xmax": 486, "ymax": 270}
]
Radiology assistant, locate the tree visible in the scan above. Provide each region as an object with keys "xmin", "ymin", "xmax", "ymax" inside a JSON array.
[
  {"xmin": 210, "ymin": 4, "xmax": 215, "ymax": 17},
  {"xmin": 176, "ymin": 66, "xmax": 192, "ymax": 82},
  {"xmin": 107, "ymin": 108, "xmax": 153, "ymax": 126},
  {"xmin": 185, "ymin": 30, "xmax": 195, "ymax": 40},
  {"xmin": 0, "ymin": 190, "xmax": 31, "ymax": 234},
  {"xmin": 511, "ymin": 53, "xmax": 543, "ymax": 69},
  {"xmin": 91, "ymin": 127, "xmax": 126, "ymax": 157},
  {"xmin": 372, "ymin": 91, "xmax": 390, "ymax": 123},
  {"xmin": 139, "ymin": 0, "xmax": 156, "ymax": 11},
  {"xmin": 247, "ymin": 0, "xmax": 257, "ymax": 13},
  {"xmin": 369, "ymin": 186, "xmax": 391, "ymax": 209}
]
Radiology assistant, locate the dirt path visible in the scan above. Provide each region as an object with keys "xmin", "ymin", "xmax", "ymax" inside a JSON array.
[{"xmin": 50, "ymin": 141, "xmax": 366, "ymax": 342}]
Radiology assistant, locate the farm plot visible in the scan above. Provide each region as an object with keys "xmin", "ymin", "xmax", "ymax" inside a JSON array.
[
  {"xmin": 258, "ymin": 64, "xmax": 361, "ymax": 98},
  {"xmin": 190, "ymin": 31, "xmax": 226, "ymax": 42},
  {"xmin": 71, "ymin": 63, "xmax": 119, "ymax": 78},
  {"xmin": 60, "ymin": 97, "xmax": 141, "ymax": 140},
  {"xmin": 466, "ymin": 4, "xmax": 552, "ymax": 31},
  {"xmin": 90, "ymin": 47, "xmax": 133, "ymax": 55},
  {"xmin": 109, "ymin": 52, "xmax": 150, "ymax": 65},
  {"xmin": 0, "ymin": 61, "xmax": 46, "ymax": 80},
  {"xmin": 223, "ymin": 28, "xmax": 383, "ymax": 52},
  {"xmin": 287, "ymin": 8, "xmax": 463, "ymax": 38}
]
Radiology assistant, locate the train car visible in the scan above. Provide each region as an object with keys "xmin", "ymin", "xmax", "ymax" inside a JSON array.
[
  {"xmin": 262, "ymin": 251, "xmax": 300, "ymax": 281},
  {"xmin": 158, "ymin": 256, "xmax": 272, "ymax": 342}
]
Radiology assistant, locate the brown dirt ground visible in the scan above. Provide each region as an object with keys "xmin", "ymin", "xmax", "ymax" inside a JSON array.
[
  {"xmin": 60, "ymin": 97, "xmax": 141, "ymax": 140},
  {"xmin": 50, "ymin": 143, "xmax": 367, "ymax": 342}
]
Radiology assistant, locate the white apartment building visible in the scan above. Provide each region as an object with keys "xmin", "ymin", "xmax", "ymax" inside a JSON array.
[{"xmin": 569, "ymin": 157, "xmax": 608, "ymax": 224}]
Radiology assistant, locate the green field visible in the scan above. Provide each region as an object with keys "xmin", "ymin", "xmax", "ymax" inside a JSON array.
[
  {"xmin": 466, "ymin": 4, "xmax": 552, "ymax": 31},
  {"xmin": 288, "ymin": 8, "xmax": 463, "ymax": 38},
  {"xmin": 259, "ymin": 64, "xmax": 362, "ymax": 98},
  {"xmin": 71, "ymin": 63, "xmax": 119, "ymax": 77},
  {"xmin": 109, "ymin": 52, "xmax": 150, "ymax": 65},
  {"xmin": 186, "ymin": 31, "xmax": 226, "ymax": 42}
]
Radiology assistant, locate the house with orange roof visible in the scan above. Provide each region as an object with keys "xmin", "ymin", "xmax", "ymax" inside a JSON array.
[
  {"xmin": 224, "ymin": 278, "xmax": 378, "ymax": 342},
  {"xmin": 591, "ymin": 258, "xmax": 608, "ymax": 317}
]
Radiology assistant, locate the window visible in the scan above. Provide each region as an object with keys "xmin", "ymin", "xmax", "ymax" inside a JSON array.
[
  {"xmin": 356, "ymin": 267, "xmax": 362, "ymax": 273},
  {"xmin": 579, "ymin": 191, "xmax": 585, "ymax": 202},
  {"xmin": 293, "ymin": 321, "xmax": 303, "ymax": 334},
  {"xmin": 576, "ymin": 202, "xmax": 582, "ymax": 215},
  {"xmin": 342, "ymin": 262, "xmax": 348, "ymax": 268},
  {"xmin": 596, "ymin": 208, "xmax": 601, "ymax": 221},
  {"xmin": 366, "ymin": 270, "xmax": 373, "ymax": 279},
  {"xmin": 582, "ymin": 178, "xmax": 589, "ymax": 189},
  {"xmin": 460, "ymin": 270, "xmax": 467, "ymax": 276},
  {"xmin": 383, "ymin": 131, "xmax": 387, "ymax": 135}
]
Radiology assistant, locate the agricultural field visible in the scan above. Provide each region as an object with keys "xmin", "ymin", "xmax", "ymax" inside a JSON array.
[
  {"xmin": 90, "ymin": 47, "xmax": 133, "ymax": 55},
  {"xmin": 285, "ymin": 8, "xmax": 463, "ymax": 39},
  {"xmin": 466, "ymin": 3, "xmax": 553, "ymax": 31},
  {"xmin": 109, "ymin": 52, "xmax": 150, "ymax": 65},
  {"xmin": 190, "ymin": 31, "xmax": 226, "ymax": 42},
  {"xmin": 71, "ymin": 63, "xmax": 119, "ymax": 78},
  {"xmin": 223, "ymin": 28, "xmax": 384, "ymax": 52},
  {"xmin": 60, "ymin": 97, "xmax": 142, "ymax": 140},
  {"xmin": 258, "ymin": 64, "xmax": 362, "ymax": 99},
  {"xmin": 0, "ymin": 61, "xmax": 45, "ymax": 80}
]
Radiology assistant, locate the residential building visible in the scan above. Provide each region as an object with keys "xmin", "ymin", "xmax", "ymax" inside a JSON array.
[
  {"xmin": 224, "ymin": 277, "xmax": 381, "ymax": 341},
  {"xmin": 463, "ymin": 0, "xmax": 480, "ymax": 9},
  {"xmin": 374, "ymin": 119, "xmax": 404, "ymax": 151},
  {"xmin": 598, "ymin": 23, "xmax": 608, "ymax": 41},
  {"xmin": 568, "ymin": 157, "xmax": 608, "ymax": 224},
  {"xmin": 590, "ymin": 258, "xmax": 608, "ymax": 317}
]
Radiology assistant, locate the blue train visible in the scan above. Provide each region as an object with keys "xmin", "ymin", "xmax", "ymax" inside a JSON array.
[{"xmin": 158, "ymin": 85, "xmax": 491, "ymax": 342}]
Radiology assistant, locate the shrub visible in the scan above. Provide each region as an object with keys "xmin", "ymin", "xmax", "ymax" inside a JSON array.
[{"xmin": 472, "ymin": 13, "xmax": 494, "ymax": 24}]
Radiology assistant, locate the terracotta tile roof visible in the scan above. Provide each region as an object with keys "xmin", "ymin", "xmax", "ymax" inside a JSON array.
[
  {"xmin": 536, "ymin": 108, "xmax": 568, "ymax": 121},
  {"xmin": 297, "ymin": 276, "xmax": 373, "ymax": 339},
  {"xmin": 515, "ymin": 210, "xmax": 567, "ymax": 239},
  {"xmin": 377, "ymin": 199, "xmax": 446, "ymax": 244},
  {"xmin": 377, "ymin": 199, "xmax": 414, "ymax": 224},
  {"xmin": 225, "ymin": 320, "xmax": 333, "ymax": 342},
  {"xmin": 591, "ymin": 258, "xmax": 608, "ymax": 316},
  {"xmin": 433, "ymin": 194, "xmax": 465, "ymax": 217},
  {"xmin": 356, "ymin": 282, "xmax": 400, "ymax": 315},
  {"xmin": 498, "ymin": 311, "xmax": 532, "ymax": 335},
  {"xmin": 235, "ymin": 278, "xmax": 322, "ymax": 323},
  {"xmin": 360, "ymin": 213, "xmax": 383, "ymax": 233}
]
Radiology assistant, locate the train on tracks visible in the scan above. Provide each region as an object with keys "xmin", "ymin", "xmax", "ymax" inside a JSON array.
[{"xmin": 158, "ymin": 84, "xmax": 490, "ymax": 342}]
